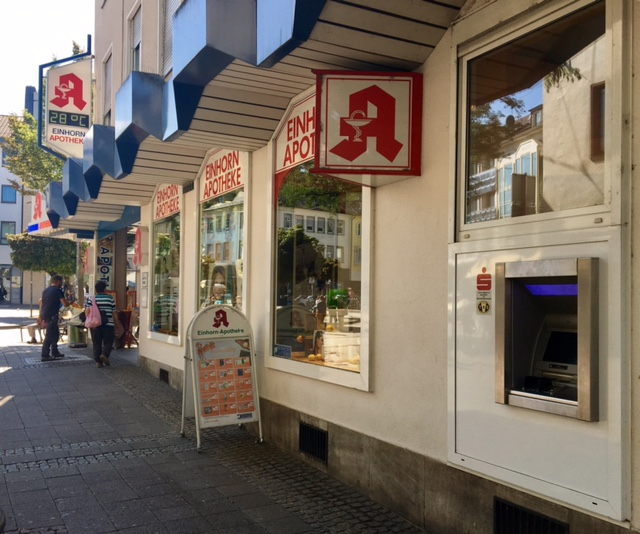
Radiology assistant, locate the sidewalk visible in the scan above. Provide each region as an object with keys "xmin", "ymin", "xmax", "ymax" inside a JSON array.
[{"xmin": 0, "ymin": 312, "xmax": 427, "ymax": 533}]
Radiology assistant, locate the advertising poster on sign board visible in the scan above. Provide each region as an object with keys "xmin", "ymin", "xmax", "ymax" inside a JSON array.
[{"xmin": 181, "ymin": 305, "xmax": 262, "ymax": 449}]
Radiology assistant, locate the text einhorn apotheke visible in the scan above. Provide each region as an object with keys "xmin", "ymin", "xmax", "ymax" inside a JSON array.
[
  {"xmin": 155, "ymin": 184, "xmax": 181, "ymax": 220},
  {"xmin": 203, "ymin": 151, "xmax": 243, "ymax": 199},
  {"xmin": 283, "ymin": 106, "xmax": 315, "ymax": 167}
]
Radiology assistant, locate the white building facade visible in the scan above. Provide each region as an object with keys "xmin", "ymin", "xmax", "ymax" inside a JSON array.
[{"xmin": 43, "ymin": 0, "xmax": 640, "ymax": 531}]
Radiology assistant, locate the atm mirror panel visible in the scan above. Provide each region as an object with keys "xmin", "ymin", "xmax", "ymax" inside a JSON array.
[{"xmin": 495, "ymin": 258, "xmax": 598, "ymax": 421}]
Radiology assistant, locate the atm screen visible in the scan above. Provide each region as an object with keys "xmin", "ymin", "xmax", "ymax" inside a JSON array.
[{"xmin": 543, "ymin": 331, "xmax": 577, "ymax": 365}]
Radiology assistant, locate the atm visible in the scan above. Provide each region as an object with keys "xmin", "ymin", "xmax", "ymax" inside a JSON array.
[{"xmin": 495, "ymin": 258, "xmax": 599, "ymax": 421}]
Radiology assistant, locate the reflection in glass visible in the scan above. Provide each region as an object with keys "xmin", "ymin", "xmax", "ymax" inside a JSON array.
[
  {"xmin": 274, "ymin": 162, "xmax": 362, "ymax": 372},
  {"xmin": 465, "ymin": 1, "xmax": 605, "ymax": 224},
  {"xmin": 152, "ymin": 214, "xmax": 180, "ymax": 335},
  {"xmin": 199, "ymin": 190, "xmax": 244, "ymax": 309}
]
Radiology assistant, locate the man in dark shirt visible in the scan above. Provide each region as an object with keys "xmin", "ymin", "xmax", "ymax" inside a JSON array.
[{"xmin": 38, "ymin": 275, "xmax": 69, "ymax": 361}]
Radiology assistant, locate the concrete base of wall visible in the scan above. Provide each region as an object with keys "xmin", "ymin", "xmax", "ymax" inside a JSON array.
[
  {"xmin": 134, "ymin": 360, "xmax": 633, "ymax": 533},
  {"xmin": 139, "ymin": 354, "xmax": 183, "ymax": 391},
  {"xmin": 257, "ymin": 398, "xmax": 634, "ymax": 534}
]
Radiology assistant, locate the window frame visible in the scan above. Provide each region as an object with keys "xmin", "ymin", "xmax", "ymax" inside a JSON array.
[
  {"xmin": 266, "ymin": 169, "xmax": 372, "ymax": 392},
  {"xmin": 455, "ymin": 0, "xmax": 616, "ymax": 243},
  {"xmin": 149, "ymin": 211, "xmax": 182, "ymax": 344},
  {"xmin": 1, "ymin": 221, "xmax": 16, "ymax": 245},
  {"xmin": 1, "ymin": 185, "xmax": 17, "ymax": 204}
]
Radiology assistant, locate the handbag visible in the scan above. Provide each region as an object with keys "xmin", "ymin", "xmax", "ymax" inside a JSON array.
[{"xmin": 84, "ymin": 296, "xmax": 102, "ymax": 328}]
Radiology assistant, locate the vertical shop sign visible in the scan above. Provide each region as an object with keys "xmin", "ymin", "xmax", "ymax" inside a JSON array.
[
  {"xmin": 97, "ymin": 237, "xmax": 114, "ymax": 289},
  {"xmin": 275, "ymin": 93, "xmax": 316, "ymax": 190},
  {"xmin": 27, "ymin": 192, "xmax": 53, "ymax": 234},
  {"xmin": 45, "ymin": 57, "xmax": 92, "ymax": 159},
  {"xmin": 314, "ymin": 71, "xmax": 422, "ymax": 175},
  {"xmin": 153, "ymin": 184, "xmax": 182, "ymax": 221},
  {"xmin": 200, "ymin": 149, "xmax": 248, "ymax": 202},
  {"xmin": 181, "ymin": 305, "xmax": 262, "ymax": 449}
]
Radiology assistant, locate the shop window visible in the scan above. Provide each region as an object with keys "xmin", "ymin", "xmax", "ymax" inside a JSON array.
[
  {"xmin": 2, "ymin": 185, "xmax": 17, "ymax": 204},
  {"xmin": 461, "ymin": 1, "xmax": 605, "ymax": 227},
  {"xmin": 199, "ymin": 189, "xmax": 244, "ymax": 308},
  {"xmin": 274, "ymin": 162, "xmax": 364, "ymax": 374},
  {"xmin": 1, "ymin": 222, "xmax": 16, "ymax": 244},
  {"xmin": 152, "ymin": 214, "xmax": 180, "ymax": 336}
]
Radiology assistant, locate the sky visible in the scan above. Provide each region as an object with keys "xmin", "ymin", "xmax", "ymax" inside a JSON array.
[{"xmin": 0, "ymin": 1, "xmax": 94, "ymax": 116}]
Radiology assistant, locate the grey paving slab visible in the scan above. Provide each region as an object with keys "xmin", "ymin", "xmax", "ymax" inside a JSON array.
[{"xmin": 0, "ymin": 331, "xmax": 428, "ymax": 534}]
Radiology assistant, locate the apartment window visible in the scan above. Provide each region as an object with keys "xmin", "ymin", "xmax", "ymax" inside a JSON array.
[
  {"xmin": 0, "ymin": 222, "xmax": 15, "ymax": 244},
  {"xmin": 336, "ymin": 246, "xmax": 344, "ymax": 263},
  {"xmin": 462, "ymin": 1, "xmax": 605, "ymax": 227},
  {"xmin": 327, "ymin": 218, "xmax": 335, "ymax": 235},
  {"xmin": 591, "ymin": 82, "xmax": 605, "ymax": 161},
  {"xmin": 317, "ymin": 217, "xmax": 325, "ymax": 233},
  {"xmin": 1, "ymin": 185, "xmax": 17, "ymax": 204},
  {"xmin": 306, "ymin": 216, "xmax": 315, "ymax": 233},
  {"xmin": 130, "ymin": 7, "xmax": 142, "ymax": 72},
  {"xmin": 295, "ymin": 215, "xmax": 304, "ymax": 227},
  {"xmin": 336, "ymin": 220, "xmax": 345, "ymax": 236},
  {"xmin": 283, "ymin": 213, "xmax": 293, "ymax": 228},
  {"xmin": 162, "ymin": 0, "xmax": 181, "ymax": 76},
  {"xmin": 103, "ymin": 54, "xmax": 112, "ymax": 124}
]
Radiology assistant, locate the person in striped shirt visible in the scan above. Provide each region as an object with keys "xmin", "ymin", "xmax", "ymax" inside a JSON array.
[{"xmin": 85, "ymin": 281, "xmax": 122, "ymax": 368}]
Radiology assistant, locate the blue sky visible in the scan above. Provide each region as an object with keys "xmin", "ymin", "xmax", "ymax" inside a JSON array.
[{"xmin": 0, "ymin": 1, "xmax": 94, "ymax": 115}]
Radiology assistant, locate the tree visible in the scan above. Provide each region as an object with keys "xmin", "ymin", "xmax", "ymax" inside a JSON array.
[
  {"xmin": 7, "ymin": 234, "xmax": 77, "ymax": 276},
  {"xmin": 1, "ymin": 112, "xmax": 63, "ymax": 195},
  {"xmin": 468, "ymin": 96, "xmax": 525, "ymax": 170}
]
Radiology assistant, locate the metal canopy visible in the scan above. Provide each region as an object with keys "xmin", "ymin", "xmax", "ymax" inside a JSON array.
[{"xmin": 49, "ymin": 0, "xmax": 464, "ymax": 231}]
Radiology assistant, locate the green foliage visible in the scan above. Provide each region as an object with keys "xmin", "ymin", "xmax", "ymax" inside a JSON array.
[
  {"xmin": 1, "ymin": 112, "xmax": 64, "ymax": 195},
  {"xmin": 544, "ymin": 62, "xmax": 582, "ymax": 92},
  {"xmin": 468, "ymin": 97, "xmax": 524, "ymax": 168},
  {"xmin": 277, "ymin": 226, "xmax": 322, "ymax": 285},
  {"xmin": 7, "ymin": 234, "xmax": 77, "ymax": 276},
  {"xmin": 279, "ymin": 162, "xmax": 359, "ymax": 214}
]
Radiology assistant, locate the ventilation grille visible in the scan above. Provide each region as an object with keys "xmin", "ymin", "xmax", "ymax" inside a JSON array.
[
  {"xmin": 494, "ymin": 498, "xmax": 569, "ymax": 534},
  {"xmin": 299, "ymin": 422, "xmax": 328, "ymax": 464},
  {"xmin": 159, "ymin": 368, "xmax": 169, "ymax": 384}
]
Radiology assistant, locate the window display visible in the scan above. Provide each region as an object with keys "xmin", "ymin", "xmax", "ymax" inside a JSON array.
[
  {"xmin": 463, "ymin": 1, "xmax": 605, "ymax": 224},
  {"xmin": 199, "ymin": 190, "xmax": 244, "ymax": 309},
  {"xmin": 274, "ymin": 161, "xmax": 363, "ymax": 372},
  {"xmin": 152, "ymin": 214, "xmax": 180, "ymax": 335}
]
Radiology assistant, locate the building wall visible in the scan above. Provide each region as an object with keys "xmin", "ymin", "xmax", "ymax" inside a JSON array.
[{"xmin": 94, "ymin": 0, "xmax": 640, "ymax": 531}]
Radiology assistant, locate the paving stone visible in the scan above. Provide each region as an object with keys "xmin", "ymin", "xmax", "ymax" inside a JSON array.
[{"xmin": 0, "ymin": 342, "xmax": 429, "ymax": 534}]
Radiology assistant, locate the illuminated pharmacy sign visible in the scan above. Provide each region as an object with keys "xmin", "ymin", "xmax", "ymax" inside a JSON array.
[{"xmin": 45, "ymin": 57, "xmax": 92, "ymax": 159}]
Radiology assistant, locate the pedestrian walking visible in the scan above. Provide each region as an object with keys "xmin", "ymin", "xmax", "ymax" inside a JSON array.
[
  {"xmin": 85, "ymin": 281, "xmax": 122, "ymax": 368},
  {"xmin": 38, "ymin": 275, "xmax": 69, "ymax": 361}
]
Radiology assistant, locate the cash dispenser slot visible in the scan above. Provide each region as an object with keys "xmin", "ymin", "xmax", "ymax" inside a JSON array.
[{"xmin": 495, "ymin": 258, "xmax": 599, "ymax": 421}]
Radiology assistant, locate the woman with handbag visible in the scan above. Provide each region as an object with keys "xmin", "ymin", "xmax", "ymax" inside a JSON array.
[{"xmin": 85, "ymin": 281, "xmax": 122, "ymax": 368}]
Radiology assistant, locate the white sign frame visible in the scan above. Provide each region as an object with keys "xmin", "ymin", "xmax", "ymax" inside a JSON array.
[
  {"xmin": 181, "ymin": 305, "xmax": 262, "ymax": 450},
  {"xmin": 45, "ymin": 57, "xmax": 93, "ymax": 159}
]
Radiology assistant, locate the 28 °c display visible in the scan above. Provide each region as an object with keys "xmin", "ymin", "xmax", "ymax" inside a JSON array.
[{"xmin": 48, "ymin": 111, "xmax": 90, "ymax": 128}]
